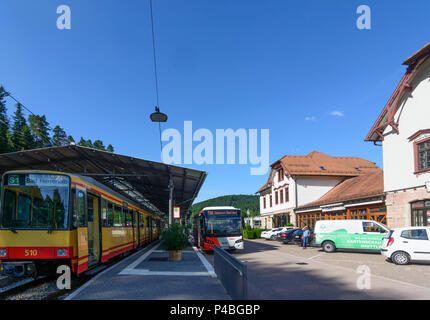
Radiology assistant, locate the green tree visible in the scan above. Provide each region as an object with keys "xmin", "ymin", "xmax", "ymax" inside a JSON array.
[
  {"xmin": 93, "ymin": 140, "xmax": 105, "ymax": 150},
  {"xmin": 28, "ymin": 114, "xmax": 51, "ymax": 148},
  {"xmin": 11, "ymin": 103, "xmax": 34, "ymax": 151},
  {"xmin": 67, "ymin": 135, "xmax": 75, "ymax": 145},
  {"xmin": 0, "ymin": 86, "xmax": 12, "ymax": 153},
  {"xmin": 78, "ymin": 137, "xmax": 88, "ymax": 147},
  {"xmin": 52, "ymin": 125, "xmax": 68, "ymax": 146},
  {"xmin": 107, "ymin": 144, "xmax": 114, "ymax": 153}
]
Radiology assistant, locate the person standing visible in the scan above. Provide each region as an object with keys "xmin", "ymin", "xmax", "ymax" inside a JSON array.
[{"xmin": 302, "ymin": 226, "xmax": 310, "ymax": 249}]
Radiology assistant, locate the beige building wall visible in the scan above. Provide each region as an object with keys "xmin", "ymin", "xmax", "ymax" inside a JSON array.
[{"xmin": 385, "ymin": 186, "xmax": 430, "ymax": 228}]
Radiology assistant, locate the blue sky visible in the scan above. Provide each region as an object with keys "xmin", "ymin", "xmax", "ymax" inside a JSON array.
[{"xmin": 1, "ymin": 0, "xmax": 429, "ymax": 203}]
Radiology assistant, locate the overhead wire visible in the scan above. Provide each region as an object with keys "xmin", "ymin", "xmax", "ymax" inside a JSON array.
[{"xmin": 149, "ymin": 0, "xmax": 163, "ymax": 154}]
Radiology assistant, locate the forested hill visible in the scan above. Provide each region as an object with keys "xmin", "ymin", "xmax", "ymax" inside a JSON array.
[{"xmin": 190, "ymin": 195, "xmax": 260, "ymax": 217}]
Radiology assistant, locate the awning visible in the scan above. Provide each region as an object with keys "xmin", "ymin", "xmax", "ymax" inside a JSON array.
[{"xmin": 0, "ymin": 146, "xmax": 207, "ymax": 219}]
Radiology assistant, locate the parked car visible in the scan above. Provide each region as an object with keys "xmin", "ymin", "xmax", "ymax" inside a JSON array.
[
  {"xmin": 262, "ymin": 227, "xmax": 294, "ymax": 240},
  {"xmin": 261, "ymin": 228, "xmax": 281, "ymax": 239},
  {"xmin": 314, "ymin": 220, "xmax": 389, "ymax": 253},
  {"xmin": 271, "ymin": 227, "xmax": 295, "ymax": 240},
  {"xmin": 279, "ymin": 228, "xmax": 300, "ymax": 243},
  {"xmin": 280, "ymin": 228, "xmax": 314, "ymax": 245},
  {"xmin": 381, "ymin": 227, "xmax": 430, "ymax": 265}
]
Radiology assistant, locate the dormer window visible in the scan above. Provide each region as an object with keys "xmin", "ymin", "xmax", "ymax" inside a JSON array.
[
  {"xmin": 355, "ymin": 167, "xmax": 361, "ymax": 172},
  {"xmin": 320, "ymin": 166, "xmax": 326, "ymax": 171}
]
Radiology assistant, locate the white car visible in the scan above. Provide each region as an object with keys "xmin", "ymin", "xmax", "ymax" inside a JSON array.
[
  {"xmin": 262, "ymin": 227, "xmax": 295, "ymax": 240},
  {"xmin": 381, "ymin": 226, "xmax": 430, "ymax": 265}
]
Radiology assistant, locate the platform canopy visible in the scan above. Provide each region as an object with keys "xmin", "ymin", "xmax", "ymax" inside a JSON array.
[{"xmin": 0, "ymin": 145, "xmax": 207, "ymax": 218}]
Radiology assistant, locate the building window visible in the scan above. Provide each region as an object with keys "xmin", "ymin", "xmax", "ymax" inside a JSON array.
[
  {"xmin": 418, "ymin": 140, "xmax": 430, "ymax": 172},
  {"xmin": 285, "ymin": 187, "xmax": 289, "ymax": 202},
  {"xmin": 411, "ymin": 200, "xmax": 430, "ymax": 227},
  {"xmin": 280, "ymin": 189, "xmax": 284, "ymax": 203},
  {"xmin": 270, "ymin": 195, "xmax": 272, "ymax": 207},
  {"xmin": 275, "ymin": 191, "xmax": 278, "ymax": 205},
  {"xmin": 263, "ymin": 197, "xmax": 266, "ymax": 209},
  {"xmin": 278, "ymin": 168, "xmax": 284, "ymax": 182}
]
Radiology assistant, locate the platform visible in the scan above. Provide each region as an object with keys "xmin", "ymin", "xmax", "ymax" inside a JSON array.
[{"xmin": 65, "ymin": 242, "xmax": 230, "ymax": 300}]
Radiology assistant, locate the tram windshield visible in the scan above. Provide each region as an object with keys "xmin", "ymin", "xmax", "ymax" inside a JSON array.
[{"xmin": 1, "ymin": 173, "xmax": 70, "ymax": 230}]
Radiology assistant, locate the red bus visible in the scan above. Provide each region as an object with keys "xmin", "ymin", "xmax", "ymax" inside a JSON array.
[{"xmin": 193, "ymin": 206, "xmax": 243, "ymax": 251}]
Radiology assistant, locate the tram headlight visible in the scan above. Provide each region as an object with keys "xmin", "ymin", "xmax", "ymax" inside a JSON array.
[
  {"xmin": 56, "ymin": 249, "xmax": 69, "ymax": 257},
  {"xmin": 0, "ymin": 249, "xmax": 7, "ymax": 257}
]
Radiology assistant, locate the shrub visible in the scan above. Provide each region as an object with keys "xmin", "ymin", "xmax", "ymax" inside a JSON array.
[
  {"xmin": 253, "ymin": 228, "xmax": 264, "ymax": 238},
  {"xmin": 160, "ymin": 223, "xmax": 188, "ymax": 251}
]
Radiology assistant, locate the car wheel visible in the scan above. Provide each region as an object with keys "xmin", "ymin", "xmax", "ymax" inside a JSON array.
[
  {"xmin": 270, "ymin": 235, "xmax": 276, "ymax": 240},
  {"xmin": 322, "ymin": 241, "xmax": 336, "ymax": 253},
  {"xmin": 391, "ymin": 251, "xmax": 410, "ymax": 265}
]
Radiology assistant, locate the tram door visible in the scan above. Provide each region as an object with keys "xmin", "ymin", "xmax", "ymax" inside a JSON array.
[{"xmin": 87, "ymin": 194, "xmax": 101, "ymax": 266}]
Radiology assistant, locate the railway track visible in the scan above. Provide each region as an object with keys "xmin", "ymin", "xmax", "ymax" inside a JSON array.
[{"xmin": 0, "ymin": 243, "xmax": 156, "ymax": 300}]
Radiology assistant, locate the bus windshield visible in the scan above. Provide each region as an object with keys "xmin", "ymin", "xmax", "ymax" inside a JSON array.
[
  {"xmin": 204, "ymin": 211, "xmax": 242, "ymax": 236},
  {"xmin": 1, "ymin": 173, "xmax": 70, "ymax": 230}
]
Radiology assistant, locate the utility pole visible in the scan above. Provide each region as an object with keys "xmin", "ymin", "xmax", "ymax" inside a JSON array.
[{"xmin": 168, "ymin": 177, "xmax": 174, "ymax": 225}]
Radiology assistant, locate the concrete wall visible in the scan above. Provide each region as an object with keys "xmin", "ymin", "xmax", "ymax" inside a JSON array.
[{"xmin": 296, "ymin": 176, "xmax": 344, "ymax": 207}]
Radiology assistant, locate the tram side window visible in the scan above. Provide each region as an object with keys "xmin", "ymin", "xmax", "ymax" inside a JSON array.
[
  {"xmin": 77, "ymin": 191, "xmax": 86, "ymax": 227},
  {"xmin": 123, "ymin": 209, "xmax": 128, "ymax": 227},
  {"xmin": 128, "ymin": 210, "xmax": 134, "ymax": 228},
  {"xmin": 107, "ymin": 203, "xmax": 114, "ymax": 227},
  {"xmin": 2, "ymin": 190, "xmax": 16, "ymax": 227},
  {"xmin": 114, "ymin": 206, "xmax": 122, "ymax": 227},
  {"xmin": 101, "ymin": 199, "xmax": 107, "ymax": 227},
  {"xmin": 139, "ymin": 213, "xmax": 144, "ymax": 228},
  {"xmin": 122, "ymin": 208, "xmax": 127, "ymax": 227},
  {"xmin": 125, "ymin": 209, "xmax": 132, "ymax": 227}
]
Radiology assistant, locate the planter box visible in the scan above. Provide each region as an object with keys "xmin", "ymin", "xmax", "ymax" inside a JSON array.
[{"xmin": 169, "ymin": 250, "xmax": 183, "ymax": 262}]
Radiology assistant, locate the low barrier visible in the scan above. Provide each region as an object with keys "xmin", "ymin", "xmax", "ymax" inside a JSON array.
[{"xmin": 213, "ymin": 245, "xmax": 247, "ymax": 300}]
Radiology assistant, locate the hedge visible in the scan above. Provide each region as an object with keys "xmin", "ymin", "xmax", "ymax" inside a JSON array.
[{"xmin": 243, "ymin": 228, "xmax": 266, "ymax": 239}]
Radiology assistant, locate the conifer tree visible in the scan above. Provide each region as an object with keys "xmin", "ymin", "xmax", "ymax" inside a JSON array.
[
  {"xmin": 52, "ymin": 125, "xmax": 68, "ymax": 146},
  {"xmin": 28, "ymin": 114, "xmax": 51, "ymax": 148},
  {"xmin": 93, "ymin": 140, "xmax": 105, "ymax": 150},
  {"xmin": 67, "ymin": 135, "xmax": 75, "ymax": 145},
  {"xmin": 0, "ymin": 86, "xmax": 11, "ymax": 153},
  {"xmin": 11, "ymin": 103, "xmax": 34, "ymax": 151}
]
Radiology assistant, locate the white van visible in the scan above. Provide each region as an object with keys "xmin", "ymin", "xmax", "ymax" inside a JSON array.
[{"xmin": 314, "ymin": 220, "xmax": 389, "ymax": 253}]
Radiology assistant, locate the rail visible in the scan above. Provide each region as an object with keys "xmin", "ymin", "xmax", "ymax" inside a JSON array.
[{"xmin": 213, "ymin": 245, "xmax": 247, "ymax": 300}]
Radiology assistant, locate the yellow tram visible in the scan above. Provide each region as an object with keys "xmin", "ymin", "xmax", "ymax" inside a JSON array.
[{"xmin": 0, "ymin": 170, "xmax": 164, "ymax": 277}]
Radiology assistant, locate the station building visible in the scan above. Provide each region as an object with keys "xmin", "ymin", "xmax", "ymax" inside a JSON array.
[
  {"xmin": 366, "ymin": 42, "xmax": 430, "ymax": 228},
  {"xmin": 295, "ymin": 169, "xmax": 385, "ymax": 229},
  {"xmin": 257, "ymin": 151, "xmax": 384, "ymax": 229}
]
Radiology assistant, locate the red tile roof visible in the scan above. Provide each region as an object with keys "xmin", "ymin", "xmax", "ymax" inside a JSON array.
[
  {"xmin": 256, "ymin": 151, "xmax": 379, "ymax": 193},
  {"xmin": 279, "ymin": 151, "xmax": 378, "ymax": 176},
  {"xmin": 296, "ymin": 169, "xmax": 384, "ymax": 209}
]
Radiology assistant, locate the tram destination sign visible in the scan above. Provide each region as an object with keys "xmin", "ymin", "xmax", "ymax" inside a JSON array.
[{"xmin": 7, "ymin": 174, "xmax": 69, "ymax": 187}]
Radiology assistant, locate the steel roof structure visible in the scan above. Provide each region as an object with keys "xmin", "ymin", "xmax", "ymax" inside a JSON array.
[{"xmin": 0, "ymin": 145, "xmax": 207, "ymax": 219}]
